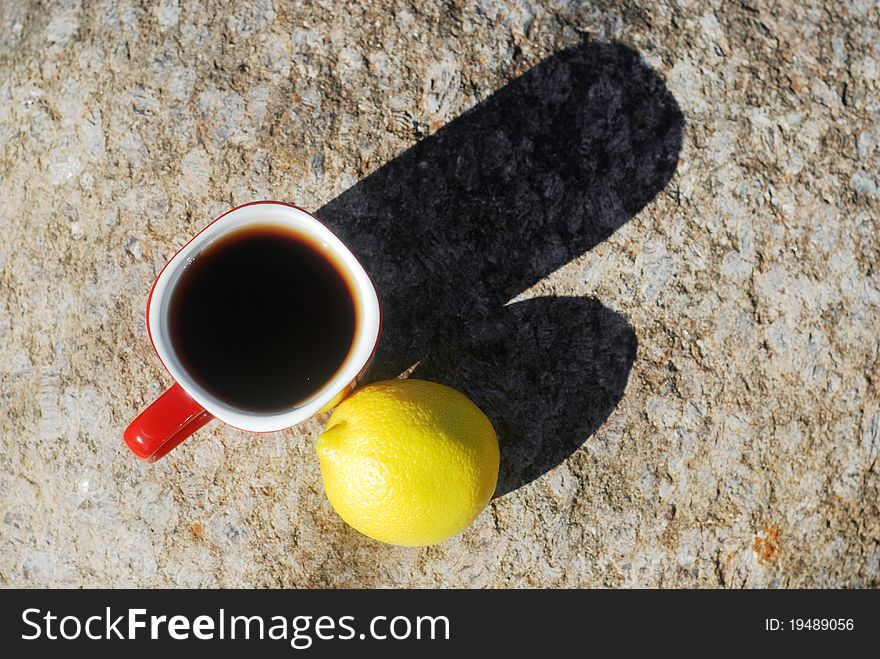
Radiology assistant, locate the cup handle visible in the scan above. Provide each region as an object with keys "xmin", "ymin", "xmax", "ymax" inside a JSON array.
[{"xmin": 123, "ymin": 383, "xmax": 214, "ymax": 462}]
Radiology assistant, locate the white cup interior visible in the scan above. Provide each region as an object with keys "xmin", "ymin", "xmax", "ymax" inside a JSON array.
[{"xmin": 147, "ymin": 202, "xmax": 381, "ymax": 432}]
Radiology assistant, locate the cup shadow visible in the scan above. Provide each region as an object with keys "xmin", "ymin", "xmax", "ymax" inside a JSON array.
[{"xmin": 316, "ymin": 41, "xmax": 684, "ymax": 496}]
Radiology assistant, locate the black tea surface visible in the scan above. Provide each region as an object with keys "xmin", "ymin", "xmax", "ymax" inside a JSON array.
[{"xmin": 169, "ymin": 225, "xmax": 357, "ymax": 412}]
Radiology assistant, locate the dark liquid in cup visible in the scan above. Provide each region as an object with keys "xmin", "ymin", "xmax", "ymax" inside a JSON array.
[{"xmin": 168, "ymin": 224, "xmax": 358, "ymax": 412}]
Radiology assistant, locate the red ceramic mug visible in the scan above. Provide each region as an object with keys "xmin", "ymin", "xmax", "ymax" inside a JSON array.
[{"xmin": 123, "ymin": 201, "xmax": 381, "ymax": 461}]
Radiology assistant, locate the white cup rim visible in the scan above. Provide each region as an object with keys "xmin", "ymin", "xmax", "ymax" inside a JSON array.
[{"xmin": 146, "ymin": 201, "xmax": 381, "ymax": 432}]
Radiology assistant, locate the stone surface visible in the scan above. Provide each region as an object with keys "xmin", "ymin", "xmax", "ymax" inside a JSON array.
[{"xmin": 1, "ymin": 0, "xmax": 878, "ymax": 588}]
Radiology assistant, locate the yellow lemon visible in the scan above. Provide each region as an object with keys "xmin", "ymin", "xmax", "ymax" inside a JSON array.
[{"xmin": 315, "ymin": 379, "xmax": 499, "ymax": 546}]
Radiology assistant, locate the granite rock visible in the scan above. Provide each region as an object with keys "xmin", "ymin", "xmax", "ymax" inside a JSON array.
[{"xmin": 0, "ymin": 0, "xmax": 877, "ymax": 587}]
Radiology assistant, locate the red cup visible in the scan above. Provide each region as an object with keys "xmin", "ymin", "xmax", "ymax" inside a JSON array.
[{"xmin": 123, "ymin": 201, "xmax": 381, "ymax": 462}]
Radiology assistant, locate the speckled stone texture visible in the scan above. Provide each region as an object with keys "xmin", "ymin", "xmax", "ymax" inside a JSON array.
[{"xmin": 1, "ymin": 0, "xmax": 878, "ymax": 588}]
